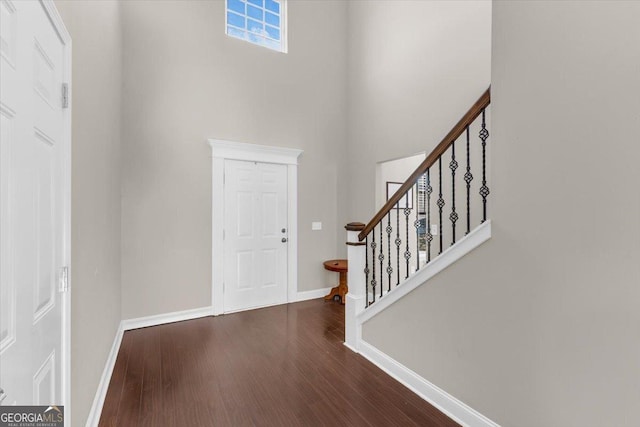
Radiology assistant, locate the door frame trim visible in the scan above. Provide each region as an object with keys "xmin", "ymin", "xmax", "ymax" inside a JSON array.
[
  {"xmin": 39, "ymin": 0, "xmax": 72, "ymax": 422},
  {"xmin": 208, "ymin": 139, "xmax": 303, "ymax": 315}
]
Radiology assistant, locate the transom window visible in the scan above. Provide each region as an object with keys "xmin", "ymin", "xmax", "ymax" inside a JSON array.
[{"xmin": 226, "ymin": 0, "xmax": 287, "ymax": 52}]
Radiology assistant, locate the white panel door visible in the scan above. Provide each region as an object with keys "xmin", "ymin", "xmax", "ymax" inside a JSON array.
[
  {"xmin": 224, "ymin": 160, "xmax": 288, "ymax": 312},
  {"xmin": 0, "ymin": 0, "xmax": 67, "ymax": 406}
]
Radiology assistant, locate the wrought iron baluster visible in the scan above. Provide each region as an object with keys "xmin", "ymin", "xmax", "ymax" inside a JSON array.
[
  {"xmin": 364, "ymin": 236, "xmax": 369, "ymax": 308},
  {"xmin": 371, "ymin": 226, "xmax": 376, "ymax": 304},
  {"xmin": 450, "ymin": 141, "xmax": 459, "ymax": 245},
  {"xmin": 379, "ymin": 221, "xmax": 384, "ymax": 298},
  {"xmin": 426, "ymin": 169, "xmax": 433, "ymax": 263},
  {"xmin": 479, "ymin": 109, "xmax": 490, "ymax": 222},
  {"xmin": 404, "ymin": 206, "xmax": 411, "ymax": 279},
  {"xmin": 437, "ymin": 156, "xmax": 445, "ymax": 254},
  {"xmin": 395, "ymin": 209, "xmax": 400, "ymax": 287},
  {"xmin": 386, "ymin": 214, "xmax": 392, "ymax": 292},
  {"xmin": 464, "ymin": 126, "xmax": 473, "ymax": 234},
  {"xmin": 414, "ymin": 180, "xmax": 421, "ymax": 272}
]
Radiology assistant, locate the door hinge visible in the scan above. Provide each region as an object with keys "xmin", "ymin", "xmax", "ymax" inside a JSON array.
[
  {"xmin": 61, "ymin": 83, "xmax": 69, "ymax": 109},
  {"xmin": 59, "ymin": 266, "xmax": 70, "ymax": 292}
]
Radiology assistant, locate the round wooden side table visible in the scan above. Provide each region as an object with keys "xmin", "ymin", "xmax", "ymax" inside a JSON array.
[{"xmin": 323, "ymin": 259, "xmax": 348, "ymax": 305}]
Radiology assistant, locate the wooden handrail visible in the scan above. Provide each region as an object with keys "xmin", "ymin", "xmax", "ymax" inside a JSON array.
[{"xmin": 358, "ymin": 87, "xmax": 491, "ymax": 241}]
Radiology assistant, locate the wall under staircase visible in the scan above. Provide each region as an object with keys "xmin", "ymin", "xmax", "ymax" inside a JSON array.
[{"xmin": 345, "ymin": 2, "xmax": 640, "ymax": 427}]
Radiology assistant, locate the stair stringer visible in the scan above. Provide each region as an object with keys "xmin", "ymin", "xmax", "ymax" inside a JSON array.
[
  {"xmin": 347, "ymin": 220, "xmax": 497, "ymax": 427},
  {"xmin": 357, "ymin": 220, "xmax": 492, "ymax": 325}
]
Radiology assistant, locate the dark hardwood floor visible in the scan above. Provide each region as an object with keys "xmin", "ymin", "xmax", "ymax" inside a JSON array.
[{"xmin": 99, "ymin": 299, "xmax": 459, "ymax": 427}]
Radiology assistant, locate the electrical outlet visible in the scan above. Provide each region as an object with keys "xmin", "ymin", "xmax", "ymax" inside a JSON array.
[
  {"xmin": 430, "ymin": 224, "xmax": 438, "ymax": 236},
  {"xmin": 312, "ymin": 222, "xmax": 322, "ymax": 231}
]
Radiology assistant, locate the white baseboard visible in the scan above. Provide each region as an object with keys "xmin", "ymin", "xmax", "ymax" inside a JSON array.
[
  {"xmin": 120, "ymin": 291, "xmax": 328, "ymax": 331},
  {"xmin": 294, "ymin": 286, "xmax": 332, "ymax": 302},
  {"xmin": 85, "ymin": 322, "xmax": 124, "ymax": 427},
  {"xmin": 121, "ymin": 306, "xmax": 213, "ymax": 331},
  {"xmin": 86, "ymin": 306, "xmax": 214, "ymax": 426},
  {"xmin": 343, "ymin": 342, "xmax": 359, "ymax": 353},
  {"xmin": 358, "ymin": 221, "xmax": 491, "ymax": 324},
  {"xmin": 223, "ymin": 300, "xmax": 291, "ymax": 314},
  {"xmin": 86, "ymin": 293, "xmax": 329, "ymax": 426},
  {"xmin": 358, "ymin": 341, "xmax": 500, "ymax": 427}
]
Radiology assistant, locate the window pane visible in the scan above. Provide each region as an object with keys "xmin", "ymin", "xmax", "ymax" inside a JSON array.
[
  {"xmin": 227, "ymin": 11, "xmax": 245, "ymax": 29},
  {"xmin": 247, "ymin": 5, "xmax": 263, "ymax": 21},
  {"xmin": 247, "ymin": 19, "xmax": 264, "ymax": 32},
  {"xmin": 227, "ymin": 0, "xmax": 245, "ymax": 15},
  {"xmin": 227, "ymin": 26, "xmax": 247, "ymax": 40},
  {"xmin": 248, "ymin": 32, "xmax": 261, "ymax": 44},
  {"xmin": 265, "ymin": 25, "xmax": 280, "ymax": 40},
  {"xmin": 265, "ymin": 0, "xmax": 279, "ymax": 14},
  {"xmin": 225, "ymin": 0, "xmax": 283, "ymax": 52},
  {"xmin": 265, "ymin": 11, "xmax": 279, "ymax": 27}
]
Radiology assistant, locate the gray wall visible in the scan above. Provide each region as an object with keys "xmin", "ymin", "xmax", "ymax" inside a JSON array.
[
  {"xmin": 362, "ymin": 1, "xmax": 640, "ymax": 426},
  {"xmin": 347, "ymin": 0, "xmax": 492, "ymax": 222},
  {"xmin": 120, "ymin": 0, "xmax": 348, "ymax": 318},
  {"xmin": 54, "ymin": 1, "xmax": 122, "ymax": 425},
  {"xmin": 53, "ymin": 0, "xmax": 640, "ymax": 424}
]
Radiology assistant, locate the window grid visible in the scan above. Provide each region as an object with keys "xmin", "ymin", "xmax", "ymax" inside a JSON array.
[{"xmin": 226, "ymin": 0, "xmax": 286, "ymax": 52}]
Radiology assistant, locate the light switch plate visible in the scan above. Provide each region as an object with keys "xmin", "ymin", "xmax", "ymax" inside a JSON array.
[
  {"xmin": 430, "ymin": 224, "xmax": 438, "ymax": 236},
  {"xmin": 312, "ymin": 222, "xmax": 322, "ymax": 231}
]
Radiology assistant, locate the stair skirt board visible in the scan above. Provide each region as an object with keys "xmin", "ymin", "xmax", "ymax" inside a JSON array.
[
  {"xmin": 358, "ymin": 340, "xmax": 500, "ymax": 427},
  {"xmin": 358, "ymin": 220, "xmax": 491, "ymax": 324},
  {"xmin": 344, "ymin": 222, "xmax": 495, "ymax": 427}
]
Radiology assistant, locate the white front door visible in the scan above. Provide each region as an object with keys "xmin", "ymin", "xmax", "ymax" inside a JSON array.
[
  {"xmin": 0, "ymin": 0, "xmax": 68, "ymax": 407},
  {"xmin": 223, "ymin": 160, "xmax": 288, "ymax": 312}
]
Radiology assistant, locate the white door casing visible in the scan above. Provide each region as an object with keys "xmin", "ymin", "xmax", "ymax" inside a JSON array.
[
  {"xmin": 209, "ymin": 140, "xmax": 302, "ymax": 315},
  {"xmin": 0, "ymin": 0, "xmax": 71, "ymax": 416},
  {"xmin": 223, "ymin": 160, "xmax": 288, "ymax": 312}
]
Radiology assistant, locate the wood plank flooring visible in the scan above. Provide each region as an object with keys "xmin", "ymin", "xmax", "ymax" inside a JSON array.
[{"xmin": 99, "ymin": 299, "xmax": 459, "ymax": 427}]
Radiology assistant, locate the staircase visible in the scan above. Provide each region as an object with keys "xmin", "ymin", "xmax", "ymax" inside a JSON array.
[{"xmin": 345, "ymin": 87, "xmax": 492, "ymax": 351}]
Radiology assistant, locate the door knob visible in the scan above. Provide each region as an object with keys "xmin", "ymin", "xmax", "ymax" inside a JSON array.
[{"xmin": 281, "ymin": 238, "xmax": 287, "ymax": 243}]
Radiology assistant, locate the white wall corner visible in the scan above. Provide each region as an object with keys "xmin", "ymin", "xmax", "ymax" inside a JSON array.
[
  {"xmin": 85, "ymin": 322, "xmax": 124, "ymax": 427},
  {"xmin": 358, "ymin": 341, "xmax": 500, "ymax": 427}
]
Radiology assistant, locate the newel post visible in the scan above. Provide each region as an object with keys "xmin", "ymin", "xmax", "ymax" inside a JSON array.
[{"xmin": 345, "ymin": 222, "xmax": 366, "ymax": 352}]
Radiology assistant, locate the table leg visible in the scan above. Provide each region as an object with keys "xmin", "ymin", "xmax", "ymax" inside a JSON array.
[
  {"xmin": 338, "ymin": 272, "xmax": 348, "ymax": 305},
  {"xmin": 324, "ymin": 285, "xmax": 341, "ymax": 302},
  {"xmin": 323, "ymin": 265, "xmax": 349, "ymax": 304}
]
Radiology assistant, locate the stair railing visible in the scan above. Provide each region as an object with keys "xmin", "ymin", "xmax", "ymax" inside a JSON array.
[{"xmin": 356, "ymin": 87, "xmax": 491, "ymax": 308}]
